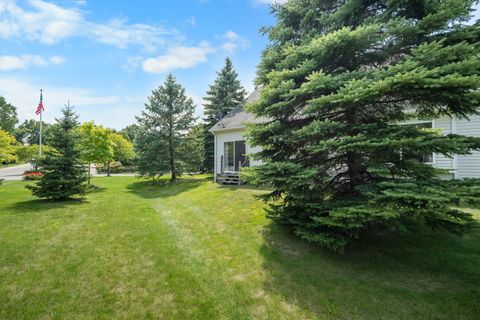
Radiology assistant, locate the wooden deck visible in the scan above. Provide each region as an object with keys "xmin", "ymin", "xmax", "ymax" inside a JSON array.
[{"xmin": 216, "ymin": 172, "xmax": 241, "ymax": 185}]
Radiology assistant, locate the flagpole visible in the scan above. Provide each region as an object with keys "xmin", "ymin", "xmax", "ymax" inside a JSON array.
[{"xmin": 39, "ymin": 89, "xmax": 43, "ymax": 157}]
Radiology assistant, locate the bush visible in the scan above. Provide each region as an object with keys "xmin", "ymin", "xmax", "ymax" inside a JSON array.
[
  {"xmin": 96, "ymin": 161, "xmax": 137, "ymax": 174},
  {"xmin": 23, "ymin": 171, "xmax": 44, "ymax": 180}
]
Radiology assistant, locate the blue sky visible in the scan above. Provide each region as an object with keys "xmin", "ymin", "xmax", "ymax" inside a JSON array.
[
  {"xmin": 0, "ymin": 0, "xmax": 282, "ymax": 129},
  {"xmin": 0, "ymin": 0, "xmax": 478, "ymax": 129}
]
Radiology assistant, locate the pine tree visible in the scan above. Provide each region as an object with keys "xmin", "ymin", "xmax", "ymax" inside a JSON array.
[
  {"xmin": 203, "ymin": 58, "xmax": 246, "ymax": 171},
  {"xmin": 28, "ymin": 105, "xmax": 87, "ymax": 200},
  {"xmin": 248, "ymin": 0, "xmax": 480, "ymax": 251},
  {"xmin": 182, "ymin": 123, "xmax": 205, "ymax": 174},
  {"xmin": 136, "ymin": 74, "xmax": 196, "ymax": 181}
]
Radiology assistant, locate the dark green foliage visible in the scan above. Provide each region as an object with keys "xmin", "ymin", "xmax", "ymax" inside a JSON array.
[
  {"xmin": 135, "ymin": 74, "xmax": 196, "ymax": 181},
  {"xmin": 203, "ymin": 58, "xmax": 246, "ymax": 171},
  {"xmin": 182, "ymin": 123, "xmax": 205, "ymax": 173},
  {"xmin": 27, "ymin": 106, "xmax": 87, "ymax": 200},
  {"xmin": 14, "ymin": 119, "xmax": 57, "ymax": 145},
  {"xmin": 0, "ymin": 96, "xmax": 18, "ymax": 134},
  {"xmin": 120, "ymin": 124, "xmax": 140, "ymax": 142},
  {"xmin": 248, "ymin": 0, "xmax": 480, "ymax": 251}
]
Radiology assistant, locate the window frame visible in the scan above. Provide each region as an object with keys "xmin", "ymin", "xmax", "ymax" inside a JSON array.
[{"xmin": 401, "ymin": 120, "xmax": 436, "ymax": 165}]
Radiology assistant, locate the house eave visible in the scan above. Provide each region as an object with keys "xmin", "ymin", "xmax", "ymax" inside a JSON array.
[{"xmin": 209, "ymin": 125, "xmax": 246, "ymax": 133}]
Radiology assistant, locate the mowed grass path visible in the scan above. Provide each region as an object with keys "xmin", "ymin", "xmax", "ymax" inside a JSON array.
[{"xmin": 0, "ymin": 176, "xmax": 479, "ymax": 319}]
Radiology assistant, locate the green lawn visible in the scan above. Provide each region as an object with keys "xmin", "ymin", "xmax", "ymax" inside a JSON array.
[{"xmin": 1, "ymin": 176, "xmax": 479, "ymax": 319}]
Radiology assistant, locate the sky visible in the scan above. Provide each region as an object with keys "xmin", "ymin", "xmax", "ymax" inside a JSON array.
[
  {"xmin": 0, "ymin": 0, "xmax": 284, "ymax": 129},
  {"xmin": 0, "ymin": 0, "xmax": 478, "ymax": 130}
]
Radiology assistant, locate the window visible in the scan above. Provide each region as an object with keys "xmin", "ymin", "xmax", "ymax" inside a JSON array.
[
  {"xmin": 224, "ymin": 142, "xmax": 235, "ymax": 172},
  {"xmin": 405, "ymin": 121, "xmax": 434, "ymax": 164},
  {"xmin": 223, "ymin": 140, "xmax": 247, "ymax": 172}
]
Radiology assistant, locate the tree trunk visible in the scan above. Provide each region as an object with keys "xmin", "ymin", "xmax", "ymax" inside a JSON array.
[
  {"xmin": 88, "ymin": 163, "xmax": 91, "ymax": 185},
  {"xmin": 107, "ymin": 161, "xmax": 111, "ymax": 177},
  {"xmin": 169, "ymin": 117, "xmax": 176, "ymax": 182},
  {"xmin": 345, "ymin": 106, "xmax": 363, "ymax": 194}
]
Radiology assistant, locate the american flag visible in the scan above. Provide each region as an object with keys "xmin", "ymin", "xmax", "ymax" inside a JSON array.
[{"xmin": 36, "ymin": 90, "xmax": 44, "ymax": 115}]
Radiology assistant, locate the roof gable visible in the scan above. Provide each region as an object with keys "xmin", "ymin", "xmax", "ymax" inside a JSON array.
[{"xmin": 210, "ymin": 89, "xmax": 263, "ymax": 132}]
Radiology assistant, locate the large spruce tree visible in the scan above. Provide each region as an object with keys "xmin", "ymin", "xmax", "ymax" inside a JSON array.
[
  {"xmin": 248, "ymin": 0, "xmax": 480, "ymax": 250},
  {"xmin": 136, "ymin": 74, "xmax": 196, "ymax": 181},
  {"xmin": 203, "ymin": 58, "xmax": 246, "ymax": 171},
  {"xmin": 28, "ymin": 105, "xmax": 87, "ymax": 200}
]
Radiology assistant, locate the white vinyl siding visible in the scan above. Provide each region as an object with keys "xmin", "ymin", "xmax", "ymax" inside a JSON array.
[
  {"xmin": 404, "ymin": 115, "xmax": 480, "ymax": 178},
  {"xmin": 212, "ymin": 115, "xmax": 480, "ymax": 181},
  {"xmin": 433, "ymin": 116, "xmax": 454, "ymax": 172},
  {"xmin": 455, "ymin": 114, "xmax": 480, "ymax": 179},
  {"xmin": 213, "ymin": 128, "xmax": 263, "ymax": 177}
]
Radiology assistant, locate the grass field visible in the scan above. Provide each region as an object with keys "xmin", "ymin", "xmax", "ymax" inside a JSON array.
[{"xmin": 1, "ymin": 176, "xmax": 479, "ymax": 319}]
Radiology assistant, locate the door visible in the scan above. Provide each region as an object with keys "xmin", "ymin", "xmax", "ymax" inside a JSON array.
[
  {"xmin": 234, "ymin": 140, "xmax": 246, "ymax": 171},
  {"xmin": 223, "ymin": 140, "xmax": 247, "ymax": 172}
]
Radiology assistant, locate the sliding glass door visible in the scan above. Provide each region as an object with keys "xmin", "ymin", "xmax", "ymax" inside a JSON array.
[
  {"xmin": 224, "ymin": 141, "xmax": 235, "ymax": 172},
  {"xmin": 224, "ymin": 140, "xmax": 247, "ymax": 172}
]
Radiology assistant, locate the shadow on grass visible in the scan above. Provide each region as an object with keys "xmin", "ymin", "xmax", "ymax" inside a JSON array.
[
  {"xmin": 7, "ymin": 198, "xmax": 88, "ymax": 213},
  {"xmin": 259, "ymin": 220, "xmax": 480, "ymax": 318},
  {"xmin": 218, "ymin": 183, "xmax": 273, "ymax": 192},
  {"xmin": 126, "ymin": 176, "xmax": 208, "ymax": 199},
  {"xmin": 85, "ymin": 184, "xmax": 106, "ymax": 194}
]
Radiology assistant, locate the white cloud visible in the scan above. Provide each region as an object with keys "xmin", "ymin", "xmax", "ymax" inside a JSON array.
[
  {"xmin": 186, "ymin": 17, "xmax": 197, "ymax": 27},
  {"xmin": 49, "ymin": 55, "xmax": 65, "ymax": 64},
  {"xmin": 0, "ymin": 0, "xmax": 176, "ymax": 50},
  {"xmin": 122, "ymin": 56, "xmax": 143, "ymax": 73},
  {"xmin": 0, "ymin": 54, "xmax": 64, "ymax": 70},
  {"xmin": 88, "ymin": 19, "xmax": 172, "ymax": 52},
  {"xmin": 0, "ymin": 77, "xmax": 205, "ymax": 129},
  {"xmin": 0, "ymin": 77, "xmax": 128, "ymax": 127},
  {"xmin": 142, "ymin": 42, "xmax": 214, "ymax": 73},
  {"xmin": 221, "ymin": 30, "xmax": 250, "ymax": 54},
  {"xmin": 0, "ymin": 0, "xmax": 83, "ymax": 44}
]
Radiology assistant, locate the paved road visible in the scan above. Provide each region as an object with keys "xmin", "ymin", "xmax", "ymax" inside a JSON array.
[
  {"xmin": 0, "ymin": 163, "xmax": 33, "ymax": 181},
  {"xmin": 0, "ymin": 163, "xmax": 137, "ymax": 181}
]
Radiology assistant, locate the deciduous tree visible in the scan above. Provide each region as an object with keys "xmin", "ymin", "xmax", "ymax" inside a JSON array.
[
  {"xmin": 77, "ymin": 122, "xmax": 113, "ymax": 183},
  {"xmin": 107, "ymin": 132, "xmax": 135, "ymax": 175},
  {"xmin": 15, "ymin": 119, "xmax": 55, "ymax": 145},
  {"xmin": 0, "ymin": 96, "xmax": 18, "ymax": 134},
  {"xmin": 0, "ymin": 129, "xmax": 18, "ymax": 163}
]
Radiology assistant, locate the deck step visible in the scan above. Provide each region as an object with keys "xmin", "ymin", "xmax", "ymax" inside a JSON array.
[{"xmin": 217, "ymin": 173, "xmax": 242, "ymax": 185}]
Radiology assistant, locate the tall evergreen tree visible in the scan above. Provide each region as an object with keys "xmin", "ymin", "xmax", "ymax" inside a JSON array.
[
  {"xmin": 136, "ymin": 74, "xmax": 196, "ymax": 181},
  {"xmin": 248, "ymin": 0, "xmax": 480, "ymax": 250},
  {"xmin": 203, "ymin": 58, "xmax": 246, "ymax": 171},
  {"xmin": 28, "ymin": 106, "xmax": 87, "ymax": 200},
  {"xmin": 182, "ymin": 123, "xmax": 205, "ymax": 173}
]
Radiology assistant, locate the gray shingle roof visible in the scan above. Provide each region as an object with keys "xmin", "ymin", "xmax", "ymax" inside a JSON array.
[{"xmin": 210, "ymin": 89, "xmax": 264, "ymax": 132}]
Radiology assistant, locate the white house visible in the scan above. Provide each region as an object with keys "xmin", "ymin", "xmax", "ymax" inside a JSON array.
[{"xmin": 210, "ymin": 89, "xmax": 480, "ymax": 183}]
